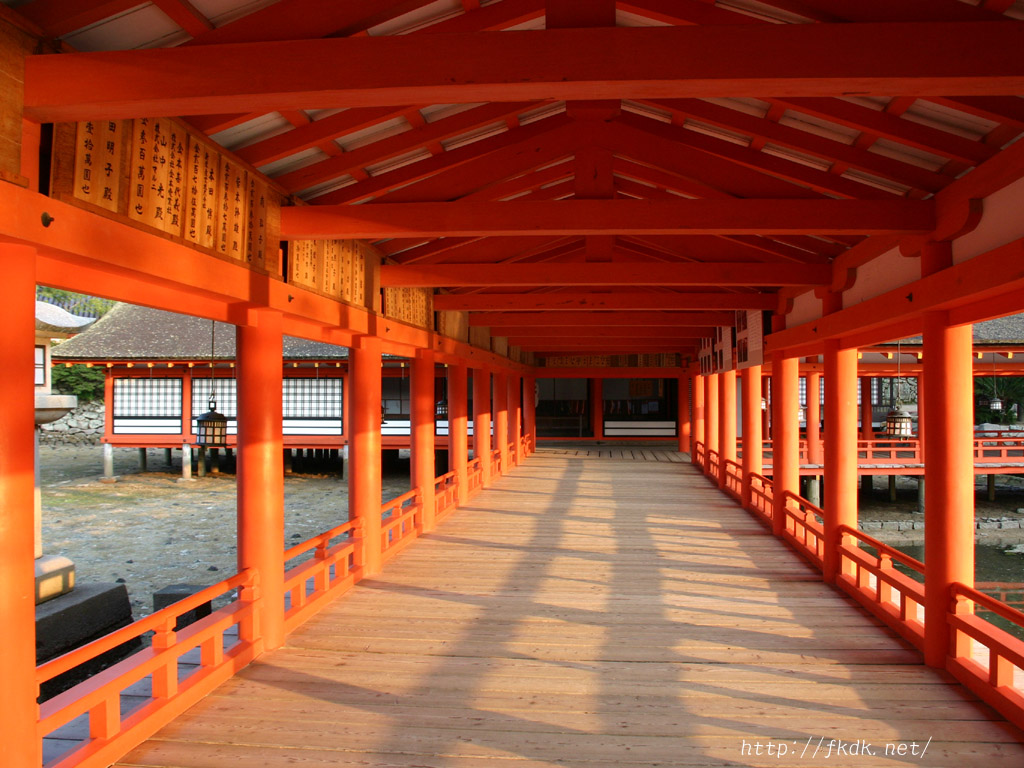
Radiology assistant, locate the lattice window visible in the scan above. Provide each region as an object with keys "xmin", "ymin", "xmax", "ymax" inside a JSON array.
[
  {"xmin": 382, "ymin": 376, "xmax": 409, "ymax": 418},
  {"xmin": 35, "ymin": 346, "xmax": 47, "ymax": 387},
  {"xmin": 113, "ymin": 378, "xmax": 182, "ymax": 417},
  {"xmin": 192, "ymin": 377, "xmax": 238, "ymax": 417},
  {"xmin": 284, "ymin": 378, "xmax": 342, "ymax": 419}
]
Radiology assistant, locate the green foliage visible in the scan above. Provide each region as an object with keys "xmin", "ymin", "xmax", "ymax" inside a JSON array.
[
  {"xmin": 51, "ymin": 365, "xmax": 106, "ymax": 402},
  {"xmin": 975, "ymin": 376, "xmax": 1024, "ymax": 425},
  {"xmin": 36, "ymin": 287, "xmax": 115, "ymax": 318}
]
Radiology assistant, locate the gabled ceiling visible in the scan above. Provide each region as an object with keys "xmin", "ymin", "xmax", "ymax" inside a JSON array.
[{"xmin": 10, "ymin": 0, "xmax": 1024, "ymax": 358}]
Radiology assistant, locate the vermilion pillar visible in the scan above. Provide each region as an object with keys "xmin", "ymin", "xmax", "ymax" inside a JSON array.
[
  {"xmin": 923, "ymin": 312, "xmax": 974, "ymax": 667},
  {"xmin": 411, "ymin": 350, "xmax": 436, "ymax": 531},
  {"xmin": 741, "ymin": 366, "xmax": 763, "ymax": 508},
  {"xmin": 509, "ymin": 374, "xmax": 522, "ymax": 465},
  {"xmin": 806, "ymin": 371, "xmax": 822, "ymax": 466},
  {"xmin": 718, "ymin": 370, "xmax": 737, "ymax": 489},
  {"xmin": 823, "ymin": 341, "xmax": 858, "ymax": 583},
  {"xmin": 237, "ymin": 309, "xmax": 285, "ymax": 650},
  {"xmin": 691, "ymin": 371, "xmax": 704, "ymax": 464},
  {"xmin": 494, "ymin": 372, "xmax": 509, "ymax": 474},
  {"xmin": 590, "ymin": 378, "xmax": 604, "ymax": 440},
  {"xmin": 704, "ymin": 372, "xmax": 719, "ymax": 475},
  {"xmin": 0, "ymin": 244, "xmax": 40, "ymax": 768},
  {"xmin": 350, "ymin": 336, "xmax": 383, "ymax": 576},
  {"xmin": 473, "ymin": 369, "xmax": 492, "ymax": 487},
  {"xmin": 523, "ymin": 376, "xmax": 536, "ymax": 454},
  {"xmin": 449, "ymin": 363, "xmax": 469, "ymax": 504},
  {"xmin": 678, "ymin": 374, "xmax": 691, "ymax": 454},
  {"xmin": 860, "ymin": 376, "xmax": 874, "ymax": 439},
  {"xmin": 771, "ymin": 354, "xmax": 800, "ymax": 537}
]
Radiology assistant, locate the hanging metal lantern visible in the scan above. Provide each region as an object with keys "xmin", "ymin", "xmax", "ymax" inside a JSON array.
[
  {"xmin": 885, "ymin": 406, "xmax": 913, "ymax": 438},
  {"xmin": 990, "ymin": 396, "xmax": 1004, "ymax": 412},
  {"xmin": 760, "ymin": 396, "xmax": 767, "ymax": 411},
  {"xmin": 196, "ymin": 397, "xmax": 228, "ymax": 446},
  {"xmin": 435, "ymin": 400, "xmax": 448, "ymax": 418}
]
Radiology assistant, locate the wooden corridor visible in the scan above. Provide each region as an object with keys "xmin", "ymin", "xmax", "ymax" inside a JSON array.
[{"xmin": 115, "ymin": 455, "xmax": 1024, "ymax": 768}]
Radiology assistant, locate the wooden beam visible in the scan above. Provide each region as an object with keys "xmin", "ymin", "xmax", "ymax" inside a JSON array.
[
  {"xmin": 382, "ymin": 262, "xmax": 831, "ymax": 287},
  {"xmin": 282, "ymin": 199, "xmax": 934, "ymax": 239},
  {"xmin": 25, "ymin": 23, "xmax": 1024, "ymax": 121},
  {"xmin": 468, "ymin": 311, "xmax": 734, "ymax": 326},
  {"xmin": 500, "ymin": 328, "xmax": 709, "ymax": 339},
  {"xmin": 434, "ymin": 292, "xmax": 778, "ymax": 311}
]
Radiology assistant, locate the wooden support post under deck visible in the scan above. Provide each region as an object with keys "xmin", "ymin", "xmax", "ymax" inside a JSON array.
[
  {"xmin": 823, "ymin": 340, "xmax": 858, "ymax": 584},
  {"xmin": 523, "ymin": 375, "xmax": 536, "ymax": 454},
  {"xmin": 923, "ymin": 312, "xmax": 975, "ymax": 668},
  {"xmin": 473, "ymin": 369, "xmax": 492, "ymax": 486},
  {"xmin": 0, "ymin": 244, "xmax": 41, "ymax": 768},
  {"xmin": 412, "ymin": 350, "xmax": 436, "ymax": 532},
  {"xmin": 771, "ymin": 353, "xmax": 799, "ymax": 538},
  {"xmin": 691, "ymin": 371, "xmax": 704, "ymax": 464},
  {"xmin": 351, "ymin": 336, "xmax": 383, "ymax": 577},
  {"xmin": 678, "ymin": 374, "xmax": 691, "ymax": 454},
  {"xmin": 741, "ymin": 366, "xmax": 763, "ymax": 509},
  {"xmin": 449, "ymin": 363, "xmax": 469, "ymax": 504},
  {"xmin": 590, "ymin": 377, "xmax": 604, "ymax": 441},
  {"xmin": 704, "ymin": 372, "xmax": 719, "ymax": 476},
  {"xmin": 718, "ymin": 369, "xmax": 736, "ymax": 490},
  {"xmin": 494, "ymin": 372, "xmax": 509, "ymax": 474},
  {"xmin": 236, "ymin": 310, "xmax": 285, "ymax": 650}
]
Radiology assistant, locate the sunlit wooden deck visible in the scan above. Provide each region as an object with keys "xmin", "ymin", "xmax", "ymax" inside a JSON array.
[{"xmin": 116, "ymin": 452, "xmax": 1024, "ymax": 767}]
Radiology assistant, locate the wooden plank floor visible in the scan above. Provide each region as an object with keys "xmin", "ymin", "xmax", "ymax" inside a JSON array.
[{"xmin": 116, "ymin": 453, "xmax": 1024, "ymax": 768}]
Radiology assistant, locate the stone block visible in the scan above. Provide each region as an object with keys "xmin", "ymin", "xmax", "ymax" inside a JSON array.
[{"xmin": 153, "ymin": 584, "xmax": 212, "ymax": 630}]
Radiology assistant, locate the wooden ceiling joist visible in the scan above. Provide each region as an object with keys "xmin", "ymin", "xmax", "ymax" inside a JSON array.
[
  {"xmin": 467, "ymin": 311, "xmax": 735, "ymax": 327},
  {"xmin": 25, "ymin": 23, "xmax": 1024, "ymax": 121}
]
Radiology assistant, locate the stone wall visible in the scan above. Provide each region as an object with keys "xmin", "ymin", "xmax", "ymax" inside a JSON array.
[{"xmin": 39, "ymin": 400, "xmax": 105, "ymax": 445}]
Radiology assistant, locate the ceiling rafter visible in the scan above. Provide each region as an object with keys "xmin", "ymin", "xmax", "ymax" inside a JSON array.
[
  {"xmin": 468, "ymin": 311, "xmax": 735, "ymax": 327},
  {"xmin": 433, "ymin": 292, "xmax": 777, "ymax": 311}
]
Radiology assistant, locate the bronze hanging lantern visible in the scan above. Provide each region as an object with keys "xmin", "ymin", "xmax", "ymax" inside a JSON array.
[
  {"xmin": 195, "ymin": 320, "xmax": 228, "ymax": 447},
  {"xmin": 990, "ymin": 353, "xmax": 1003, "ymax": 412},
  {"xmin": 884, "ymin": 340, "xmax": 913, "ymax": 438}
]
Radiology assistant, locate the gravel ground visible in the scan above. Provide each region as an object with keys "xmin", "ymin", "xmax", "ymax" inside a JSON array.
[
  {"xmin": 38, "ymin": 444, "xmax": 1024, "ymax": 619},
  {"xmin": 39, "ymin": 444, "xmax": 412, "ymax": 618}
]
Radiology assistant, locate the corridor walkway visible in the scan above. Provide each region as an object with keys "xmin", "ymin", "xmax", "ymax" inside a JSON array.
[{"xmin": 116, "ymin": 454, "xmax": 1024, "ymax": 767}]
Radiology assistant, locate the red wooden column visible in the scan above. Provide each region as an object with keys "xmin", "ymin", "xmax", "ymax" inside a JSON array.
[
  {"xmin": 923, "ymin": 312, "xmax": 975, "ymax": 667},
  {"xmin": 494, "ymin": 371, "xmax": 509, "ymax": 475},
  {"xmin": 678, "ymin": 374, "xmax": 691, "ymax": 454},
  {"xmin": 523, "ymin": 375, "xmax": 536, "ymax": 454},
  {"xmin": 822, "ymin": 341, "xmax": 858, "ymax": 584},
  {"xmin": 509, "ymin": 374, "xmax": 522, "ymax": 465},
  {"xmin": 411, "ymin": 350, "xmax": 436, "ymax": 532},
  {"xmin": 704, "ymin": 372, "xmax": 719, "ymax": 476},
  {"xmin": 806, "ymin": 371, "xmax": 822, "ymax": 466},
  {"xmin": 741, "ymin": 366, "xmax": 763, "ymax": 509},
  {"xmin": 449, "ymin": 363, "xmax": 469, "ymax": 504},
  {"xmin": 236, "ymin": 309, "xmax": 285, "ymax": 650},
  {"xmin": 473, "ymin": 368, "xmax": 492, "ymax": 487},
  {"xmin": 771, "ymin": 353, "xmax": 800, "ymax": 537},
  {"xmin": 0, "ymin": 244, "xmax": 40, "ymax": 768},
  {"xmin": 590, "ymin": 378, "xmax": 604, "ymax": 441},
  {"xmin": 718, "ymin": 369, "xmax": 737, "ymax": 490},
  {"xmin": 860, "ymin": 376, "xmax": 874, "ymax": 439},
  {"xmin": 762, "ymin": 374, "xmax": 771, "ymax": 437},
  {"xmin": 350, "ymin": 336, "xmax": 383, "ymax": 576},
  {"xmin": 691, "ymin": 370, "xmax": 704, "ymax": 464}
]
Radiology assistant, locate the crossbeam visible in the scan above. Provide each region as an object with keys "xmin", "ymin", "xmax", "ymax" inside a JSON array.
[
  {"xmin": 281, "ymin": 200, "xmax": 934, "ymax": 239},
  {"xmin": 384, "ymin": 263, "xmax": 830, "ymax": 287},
  {"xmin": 467, "ymin": 311, "xmax": 735, "ymax": 326},
  {"xmin": 433, "ymin": 292, "xmax": 778, "ymax": 311},
  {"xmin": 24, "ymin": 23, "xmax": 1024, "ymax": 121}
]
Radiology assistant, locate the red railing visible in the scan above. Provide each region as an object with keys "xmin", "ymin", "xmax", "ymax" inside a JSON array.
[
  {"xmin": 283, "ymin": 519, "xmax": 361, "ymax": 633},
  {"xmin": 723, "ymin": 459, "xmax": 743, "ymax": 501},
  {"xmin": 781, "ymin": 491, "xmax": 825, "ymax": 569},
  {"xmin": 434, "ymin": 470, "xmax": 458, "ymax": 522},
  {"xmin": 949, "ymin": 583, "xmax": 1024, "ymax": 731},
  {"xmin": 974, "ymin": 435, "xmax": 1024, "ymax": 464},
  {"xmin": 707, "ymin": 448, "xmax": 720, "ymax": 482},
  {"xmin": 835, "ymin": 524, "xmax": 925, "ymax": 650},
  {"xmin": 467, "ymin": 457, "xmax": 483, "ymax": 494},
  {"xmin": 380, "ymin": 488, "xmax": 422, "ymax": 563},
  {"xmin": 491, "ymin": 447, "xmax": 502, "ymax": 476},
  {"xmin": 694, "ymin": 440, "xmax": 706, "ymax": 468},
  {"xmin": 749, "ymin": 472, "xmax": 773, "ymax": 524},
  {"xmin": 857, "ymin": 438, "xmax": 922, "ymax": 465},
  {"xmin": 38, "ymin": 569, "xmax": 260, "ymax": 768}
]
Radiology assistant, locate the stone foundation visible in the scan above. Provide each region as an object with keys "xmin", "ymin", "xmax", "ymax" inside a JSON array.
[{"xmin": 38, "ymin": 400, "xmax": 105, "ymax": 445}]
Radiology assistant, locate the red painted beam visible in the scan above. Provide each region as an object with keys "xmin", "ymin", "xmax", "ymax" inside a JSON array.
[
  {"xmin": 381, "ymin": 262, "xmax": 832, "ymax": 288},
  {"xmin": 281, "ymin": 199, "xmax": 935, "ymax": 239},
  {"xmin": 500, "ymin": 328, "xmax": 709, "ymax": 340},
  {"xmin": 434, "ymin": 292, "xmax": 779, "ymax": 311},
  {"xmin": 467, "ymin": 311, "xmax": 735, "ymax": 326},
  {"xmin": 25, "ymin": 23, "xmax": 1024, "ymax": 121}
]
